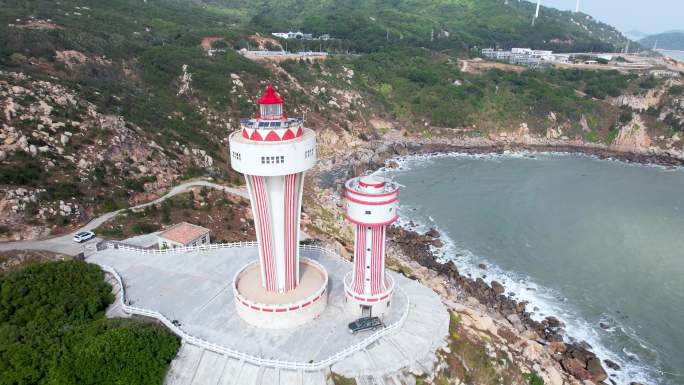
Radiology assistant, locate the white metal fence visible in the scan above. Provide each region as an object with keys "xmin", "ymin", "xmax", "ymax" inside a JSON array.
[
  {"xmin": 98, "ymin": 244, "xmax": 410, "ymax": 371},
  {"xmin": 100, "ymin": 240, "xmax": 258, "ymax": 254}
]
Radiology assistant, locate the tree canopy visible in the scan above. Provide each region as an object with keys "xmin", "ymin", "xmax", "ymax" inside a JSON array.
[{"xmin": 0, "ymin": 260, "xmax": 179, "ymax": 385}]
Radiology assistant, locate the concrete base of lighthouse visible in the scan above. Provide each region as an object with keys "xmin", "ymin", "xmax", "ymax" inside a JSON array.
[
  {"xmin": 343, "ymin": 272, "xmax": 394, "ymax": 318},
  {"xmin": 233, "ymin": 258, "xmax": 328, "ymax": 329}
]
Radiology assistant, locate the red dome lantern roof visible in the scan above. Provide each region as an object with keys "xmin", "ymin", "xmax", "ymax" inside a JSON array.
[{"xmin": 257, "ymin": 84, "xmax": 283, "ymax": 105}]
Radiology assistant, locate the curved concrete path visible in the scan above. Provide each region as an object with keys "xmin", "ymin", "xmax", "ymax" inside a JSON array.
[{"xmin": 0, "ymin": 180, "xmax": 247, "ymax": 255}]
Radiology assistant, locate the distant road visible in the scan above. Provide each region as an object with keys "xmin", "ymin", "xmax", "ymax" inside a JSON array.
[{"xmin": 0, "ymin": 180, "xmax": 248, "ymax": 255}]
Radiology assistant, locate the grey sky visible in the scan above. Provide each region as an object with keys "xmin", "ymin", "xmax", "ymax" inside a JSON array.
[{"xmin": 540, "ymin": 0, "xmax": 682, "ymax": 35}]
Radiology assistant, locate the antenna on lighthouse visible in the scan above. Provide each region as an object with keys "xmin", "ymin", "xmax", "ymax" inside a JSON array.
[
  {"xmin": 574, "ymin": 0, "xmax": 580, "ymax": 13},
  {"xmin": 532, "ymin": 0, "xmax": 541, "ymax": 26}
]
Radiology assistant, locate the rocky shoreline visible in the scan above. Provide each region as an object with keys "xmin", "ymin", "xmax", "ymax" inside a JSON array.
[
  {"xmin": 315, "ymin": 138, "xmax": 669, "ymax": 384},
  {"xmin": 387, "ymin": 225, "xmax": 623, "ymax": 384},
  {"xmin": 318, "ymin": 139, "xmax": 684, "ymax": 189}
]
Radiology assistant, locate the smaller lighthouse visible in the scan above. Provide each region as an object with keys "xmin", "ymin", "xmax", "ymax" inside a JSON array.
[{"xmin": 343, "ymin": 175, "xmax": 399, "ymax": 318}]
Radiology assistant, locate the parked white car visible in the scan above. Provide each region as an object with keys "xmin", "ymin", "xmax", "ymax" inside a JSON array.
[{"xmin": 73, "ymin": 231, "xmax": 95, "ymax": 243}]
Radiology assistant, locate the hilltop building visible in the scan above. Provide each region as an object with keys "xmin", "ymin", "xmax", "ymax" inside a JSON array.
[
  {"xmin": 272, "ymin": 31, "xmax": 313, "ymax": 40},
  {"xmin": 157, "ymin": 222, "xmax": 210, "ymax": 249},
  {"xmin": 271, "ymin": 31, "xmax": 333, "ymax": 40},
  {"xmin": 482, "ymin": 47, "xmax": 556, "ymax": 68},
  {"xmin": 238, "ymin": 49, "xmax": 328, "ymax": 62},
  {"xmin": 344, "ymin": 176, "xmax": 399, "ymax": 317}
]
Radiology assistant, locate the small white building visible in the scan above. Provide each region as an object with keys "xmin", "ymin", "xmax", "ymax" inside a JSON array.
[
  {"xmin": 271, "ymin": 31, "xmax": 313, "ymax": 40},
  {"xmin": 511, "ymin": 47, "xmax": 533, "ymax": 55},
  {"xmin": 157, "ymin": 222, "xmax": 210, "ymax": 249}
]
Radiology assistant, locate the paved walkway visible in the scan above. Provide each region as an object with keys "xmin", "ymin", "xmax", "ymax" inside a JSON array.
[
  {"xmin": 92, "ymin": 244, "xmax": 449, "ymax": 385},
  {"xmin": 88, "ymin": 245, "xmax": 408, "ymax": 362},
  {"xmin": 0, "ymin": 180, "xmax": 248, "ymax": 255},
  {"xmin": 159, "ymin": 273, "xmax": 448, "ymax": 385}
]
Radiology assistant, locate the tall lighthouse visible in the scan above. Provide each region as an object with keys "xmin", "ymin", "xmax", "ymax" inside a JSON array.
[
  {"xmin": 344, "ymin": 175, "xmax": 399, "ymax": 317},
  {"xmin": 229, "ymin": 85, "xmax": 316, "ymax": 293}
]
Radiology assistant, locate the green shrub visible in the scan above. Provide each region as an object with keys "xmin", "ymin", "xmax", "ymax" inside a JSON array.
[
  {"xmin": 51, "ymin": 318, "xmax": 180, "ymax": 385},
  {"xmin": 44, "ymin": 180, "xmax": 82, "ymax": 200},
  {"xmin": 0, "ymin": 261, "xmax": 179, "ymax": 385},
  {"xmin": 618, "ymin": 108, "xmax": 634, "ymax": 125},
  {"xmin": 0, "ymin": 152, "xmax": 45, "ymax": 186},
  {"xmin": 0, "ymin": 261, "xmax": 113, "ymax": 384},
  {"xmin": 670, "ymin": 85, "xmax": 684, "ymax": 96},
  {"xmin": 522, "ymin": 372, "xmax": 545, "ymax": 385},
  {"xmin": 124, "ymin": 176, "xmax": 156, "ymax": 192},
  {"xmin": 131, "ymin": 222, "xmax": 160, "ymax": 234}
]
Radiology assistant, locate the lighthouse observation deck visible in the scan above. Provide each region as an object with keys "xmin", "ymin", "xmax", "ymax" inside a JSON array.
[
  {"xmin": 344, "ymin": 176, "xmax": 399, "ymax": 226},
  {"xmin": 229, "ymin": 128, "xmax": 316, "ymax": 177}
]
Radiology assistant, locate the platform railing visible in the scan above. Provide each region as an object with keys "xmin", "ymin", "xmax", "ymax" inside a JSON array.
[
  {"xmin": 100, "ymin": 240, "xmax": 258, "ymax": 254},
  {"xmin": 98, "ymin": 244, "xmax": 410, "ymax": 371},
  {"xmin": 343, "ymin": 272, "xmax": 395, "ymax": 302},
  {"xmin": 232, "ymin": 257, "xmax": 329, "ymax": 313}
]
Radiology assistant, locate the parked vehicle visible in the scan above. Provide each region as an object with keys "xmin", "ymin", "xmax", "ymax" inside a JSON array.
[
  {"xmin": 73, "ymin": 231, "xmax": 95, "ymax": 243},
  {"xmin": 348, "ymin": 316, "xmax": 383, "ymax": 334}
]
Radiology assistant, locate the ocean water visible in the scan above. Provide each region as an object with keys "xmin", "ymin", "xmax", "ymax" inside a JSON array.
[
  {"xmin": 384, "ymin": 153, "xmax": 684, "ymax": 385},
  {"xmin": 658, "ymin": 50, "xmax": 684, "ymax": 62}
]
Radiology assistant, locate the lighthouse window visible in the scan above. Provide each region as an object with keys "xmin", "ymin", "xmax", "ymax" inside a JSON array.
[
  {"xmin": 365, "ymin": 210, "xmax": 371, "ymax": 215},
  {"xmin": 261, "ymin": 156, "xmax": 285, "ymax": 164}
]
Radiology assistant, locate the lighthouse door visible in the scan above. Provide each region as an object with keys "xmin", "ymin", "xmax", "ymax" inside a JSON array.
[{"xmin": 361, "ymin": 305, "xmax": 371, "ymax": 317}]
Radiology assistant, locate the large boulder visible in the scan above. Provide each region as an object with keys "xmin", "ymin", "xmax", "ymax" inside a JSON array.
[
  {"xmin": 491, "ymin": 280, "xmax": 505, "ymax": 295},
  {"xmin": 560, "ymin": 358, "xmax": 593, "ymax": 381},
  {"xmin": 604, "ymin": 359, "xmax": 620, "ymax": 370},
  {"xmin": 425, "ymin": 228, "xmax": 440, "ymax": 238},
  {"xmin": 586, "ymin": 357, "xmax": 608, "ymax": 382}
]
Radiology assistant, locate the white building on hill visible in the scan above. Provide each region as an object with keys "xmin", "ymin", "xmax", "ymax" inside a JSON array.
[{"xmin": 482, "ymin": 47, "xmax": 557, "ymax": 68}]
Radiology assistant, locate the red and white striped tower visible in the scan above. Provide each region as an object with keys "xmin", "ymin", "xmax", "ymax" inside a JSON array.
[
  {"xmin": 229, "ymin": 85, "xmax": 316, "ymax": 293},
  {"xmin": 343, "ymin": 175, "xmax": 399, "ymax": 317}
]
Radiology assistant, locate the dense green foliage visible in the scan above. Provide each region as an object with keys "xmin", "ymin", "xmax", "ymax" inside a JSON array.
[
  {"xmin": 337, "ymin": 48, "xmax": 632, "ymax": 132},
  {"xmin": 0, "ymin": 0, "xmax": 272, "ymax": 153},
  {"xmin": 51, "ymin": 318, "xmax": 180, "ymax": 385},
  {"xmin": 0, "ymin": 152, "xmax": 45, "ymax": 186},
  {"xmin": 640, "ymin": 31, "xmax": 684, "ymax": 51},
  {"xmin": 228, "ymin": 0, "xmax": 626, "ymax": 53},
  {"xmin": 0, "ymin": 261, "xmax": 179, "ymax": 385},
  {"xmin": 0, "ymin": 0, "xmax": 635, "ymax": 149}
]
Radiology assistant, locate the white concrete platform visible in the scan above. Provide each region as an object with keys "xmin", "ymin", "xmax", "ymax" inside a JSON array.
[{"xmin": 90, "ymin": 243, "xmax": 449, "ymax": 384}]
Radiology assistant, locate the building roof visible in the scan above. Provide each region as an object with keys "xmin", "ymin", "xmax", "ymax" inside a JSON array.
[
  {"xmin": 257, "ymin": 84, "xmax": 283, "ymax": 105},
  {"xmin": 159, "ymin": 222, "xmax": 210, "ymax": 245}
]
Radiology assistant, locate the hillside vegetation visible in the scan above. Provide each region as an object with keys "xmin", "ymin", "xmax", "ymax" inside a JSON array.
[
  {"xmin": 641, "ymin": 31, "xmax": 684, "ymax": 51},
  {"xmin": 219, "ymin": 0, "xmax": 628, "ymax": 52},
  {"xmin": 0, "ymin": 0, "xmax": 679, "ymax": 239},
  {"xmin": 0, "ymin": 260, "xmax": 180, "ymax": 385}
]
